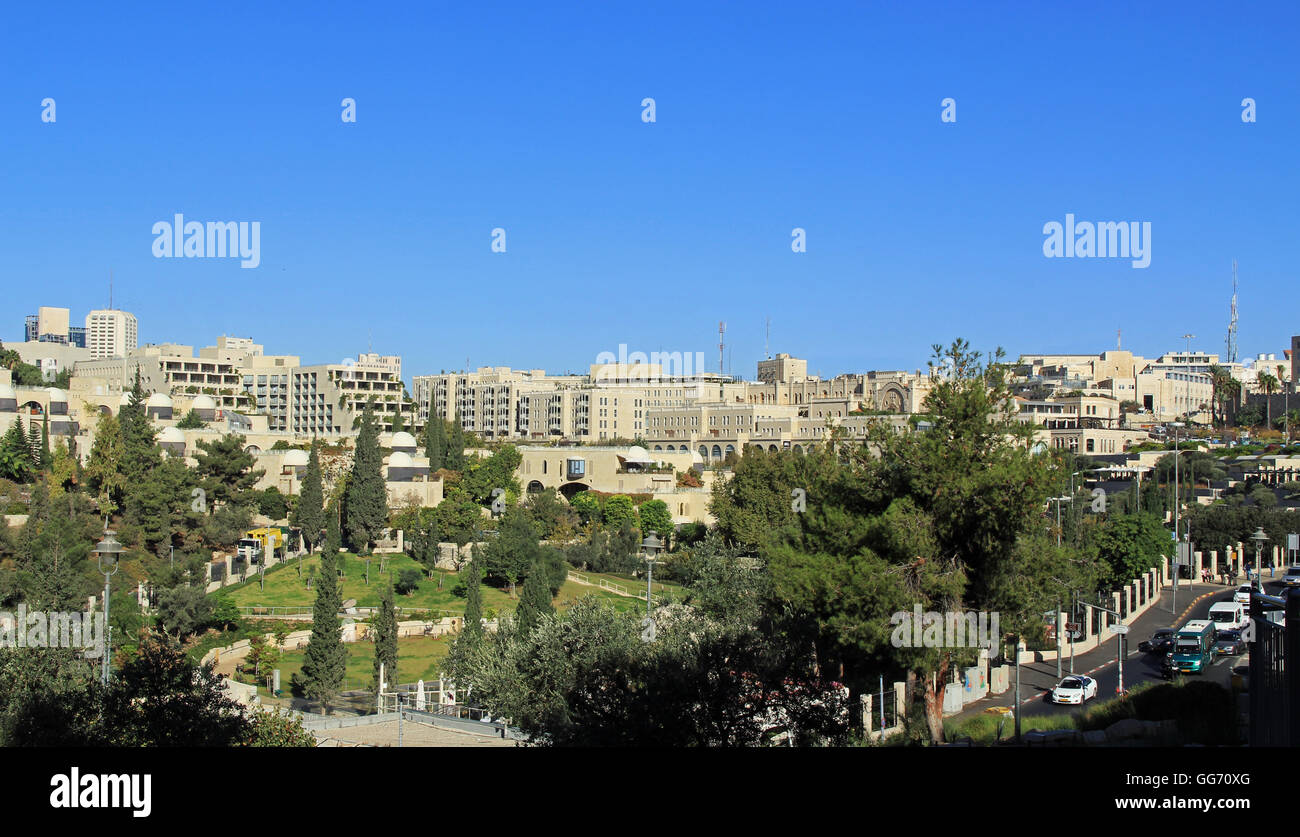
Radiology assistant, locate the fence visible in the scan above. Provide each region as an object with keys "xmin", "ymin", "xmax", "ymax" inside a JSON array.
[{"xmin": 1248, "ymin": 590, "xmax": 1300, "ymax": 747}]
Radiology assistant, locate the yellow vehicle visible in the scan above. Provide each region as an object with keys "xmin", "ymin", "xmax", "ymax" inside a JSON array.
[{"xmin": 238, "ymin": 527, "xmax": 287, "ymax": 564}]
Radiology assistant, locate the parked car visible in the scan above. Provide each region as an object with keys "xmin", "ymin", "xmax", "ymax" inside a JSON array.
[
  {"xmin": 1282, "ymin": 566, "xmax": 1300, "ymax": 588},
  {"xmin": 1138, "ymin": 628, "xmax": 1176, "ymax": 654},
  {"xmin": 1214, "ymin": 630, "xmax": 1246, "ymax": 656},
  {"xmin": 1050, "ymin": 675, "xmax": 1098, "ymax": 705}
]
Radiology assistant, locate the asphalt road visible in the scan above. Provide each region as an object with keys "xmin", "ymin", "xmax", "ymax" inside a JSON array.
[{"xmin": 956, "ymin": 576, "xmax": 1288, "ymax": 723}]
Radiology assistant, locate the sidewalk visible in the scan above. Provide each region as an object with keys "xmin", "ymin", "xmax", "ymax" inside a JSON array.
[{"xmin": 947, "ymin": 580, "xmax": 1230, "ymax": 724}]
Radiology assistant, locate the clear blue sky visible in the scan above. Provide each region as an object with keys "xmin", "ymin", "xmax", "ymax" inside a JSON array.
[{"xmin": 2, "ymin": 1, "xmax": 1297, "ymax": 382}]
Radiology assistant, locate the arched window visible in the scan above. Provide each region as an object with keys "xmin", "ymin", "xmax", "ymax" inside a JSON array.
[
  {"xmin": 698, "ymin": 445, "xmax": 708, "ymax": 459},
  {"xmin": 712, "ymin": 445, "xmax": 722, "ymax": 459}
]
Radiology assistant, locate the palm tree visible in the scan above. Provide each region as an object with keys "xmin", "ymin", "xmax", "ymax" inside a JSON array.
[
  {"xmin": 1259, "ymin": 372, "xmax": 1280, "ymax": 429},
  {"xmin": 1220, "ymin": 376, "xmax": 1243, "ymax": 427},
  {"xmin": 1208, "ymin": 364, "xmax": 1231, "ymax": 428}
]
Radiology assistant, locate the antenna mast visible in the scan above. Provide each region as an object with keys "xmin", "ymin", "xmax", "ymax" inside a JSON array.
[
  {"xmin": 718, "ymin": 321, "xmax": 727, "ymax": 401},
  {"xmin": 1226, "ymin": 260, "xmax": 1239, "ymax": 364},
  {"xmin": 765, "ymin": 317, "xmax": 771, "ymax": 360}
]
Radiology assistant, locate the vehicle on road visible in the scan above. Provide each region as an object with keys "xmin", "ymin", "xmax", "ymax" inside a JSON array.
[
  {"xmin": 1214, "ymin": 629, "xmax": 1246, "ymax": 656},
  {"xmin": 1170, "ymin": 620, "xmax": 1218, "ymax": 674},
  {"xmin": 1050, "ymin": 675, "xmax": 1098, "ymax": 705},
  {"xmin": 1159, "ymin": 652, "xmax": 1179, "ymax": 680},
  {"xmin": 1235, "ymin": 581, "xmax": 1263, "ymax": 607},
  {"xmin": 1138, "ymin": 628, "xmax": 1176, "ymax": 654},
  {"xmin": 1208, "ymin": 601, "xmax": 1248, "ymax": 632},
  {"xmin": 1282, "ymin": 566, "xmax": 1300, "ymax": 588}
]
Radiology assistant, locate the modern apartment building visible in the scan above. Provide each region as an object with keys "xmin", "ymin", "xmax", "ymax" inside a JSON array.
[
  {"xmin": 84, "ymin": 309, "xmax": 139, "ymax": 359},
  {"xmin": 22, "ymin": 306, "xmax": 85, "ymax": 347}
]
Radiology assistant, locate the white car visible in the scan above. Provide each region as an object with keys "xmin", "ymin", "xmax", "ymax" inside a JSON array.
[
  {"xmin": 1235, "ymin": 583, "xmax": 1262, "ymax": 607},
  {"xmin": 1282, "ymin": 566, "xmax": 1300, "ymax": 589},
  {"xmin": 1051, "ymin": 675, "xmax": 1098, "ymax": 705}
]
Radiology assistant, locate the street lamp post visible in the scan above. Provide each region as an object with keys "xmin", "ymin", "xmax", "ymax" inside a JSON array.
[
  {"xmin": 93, "ymin": 525, "xmax": 124, "ymax": 686},
  {"xmin": 640, "ymin": 531, "xmax": 662, "ymax": 616},
  {"xmin": 1251, "ymin": 526, "xmax": 1269, "ymax": 581}
]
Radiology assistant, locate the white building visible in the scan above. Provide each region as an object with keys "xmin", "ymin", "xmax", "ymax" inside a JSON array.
[{"xmin": 84, "ymin": 309, "xmax": 139, "ymax": 359}]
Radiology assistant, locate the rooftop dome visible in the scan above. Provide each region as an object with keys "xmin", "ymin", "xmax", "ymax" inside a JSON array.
[
  {"xmin": 625, "ymin": 445, "xmax": 653, "ymax": 464},
  {"xmin": 282, "ymin": 449, "xmax": 310, "ymax": 467},
  {"xmin": 158, "ymin": 426, "xmax": 185, "ymax": 444},
  {"xmin": 390, "ymin": 431, "xmax": 417, "ymax": 449},
  {"xmin": 46, "ymin": 388, "xmax": 68, "ymax": 402},
  {"xmin": 146, "ymin": 392, "xmax": 173, "ymax": 408},
  {"xmin": 387, "ymin": 451, "xmax": 415, "ymax": 469},
  {"xmin": 191, "ymin": 394, "xmax": 217, "ymax": 410}
]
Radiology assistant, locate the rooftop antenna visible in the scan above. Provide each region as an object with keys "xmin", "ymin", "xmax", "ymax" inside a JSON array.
[
  {"xmin": 765, "ymin": 316, "xmax": 771, "ymax": 360},
  {"xmin": 1117, "ymin": 327, "xmax": 1121, "ymax": 351},
  {"xmin": 1226, "ymin": 260, "xmax": 1239, "ymax": 364},
  {"xmin": 109, "ymin": 270, "xmax": 113, "ymax": 310},
  {"xmin": 718, "ymin": 320, "xmax": 727, "ymax": 399}
]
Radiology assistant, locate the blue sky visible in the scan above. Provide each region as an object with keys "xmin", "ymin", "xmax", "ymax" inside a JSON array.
[{"xmin": 2, "ymin": 1, "xmax": 1297, "ymax": 382}]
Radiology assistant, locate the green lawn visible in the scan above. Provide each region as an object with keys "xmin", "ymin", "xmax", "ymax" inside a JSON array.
[
  {"xmin": 246, "ymin": 634, "xmax": 455, "ymax": 697},
  {"xmin": 222, "ymin": 552, "xmax": 516, "ymax": 616},
  {"xmin": 571, "ymin": 569, "xmax": 687, "ymax": 600},
  {"xmin": 219, "ymin": 551, "xmax": 650, "ymax": 618}
]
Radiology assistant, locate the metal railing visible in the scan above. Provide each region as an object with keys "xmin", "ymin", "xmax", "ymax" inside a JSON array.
[{"xmin": 1248, "ymin": 589, "xmax": 1299, "ymax": 747}]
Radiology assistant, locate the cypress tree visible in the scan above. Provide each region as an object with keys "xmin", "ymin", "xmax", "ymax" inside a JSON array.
[
  {"xmin": 372, "ymin": 583, "xmax": 398, "ymax": 696},
  {"xmin": 515, "ymin": 559, "xmax": 555, "ymax": 632},
  {"xmin": 423, "ymin": 415, "xmax": 446, "ymax": 472},
  {"xmin": 293, "ymin": 440, "xmax": 325, "ymax": 550},
  {"xmin": 462, "ymin": 550, "xmax": 484, "ymax": 642},
  {"xmin": 40, "ymin": 413, "xmax": 50, "ymax": 471},
  {"xmin": 344, "ymin": 408, "xmax": 388, "ymax": 554},
  {"xmin": 297, "ymin": 541, "xmax": 347, "ymax": 713},
  {"xmin": 324, "ymin": 500, "xmax": 342, "ymax": 555},
  {"xmin": 445, "ymin": 415, "xmax": 466, "ymax": 471}
]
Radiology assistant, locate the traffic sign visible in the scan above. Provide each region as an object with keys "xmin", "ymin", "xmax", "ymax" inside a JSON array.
[{"xmin": 1111, "ymin": 624, "xmax": 1129, "ymax": 634}]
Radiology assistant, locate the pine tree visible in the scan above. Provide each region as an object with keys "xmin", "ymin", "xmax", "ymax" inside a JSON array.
[
  {"xmin": 324, "ymin": 500, "xmax": 343, "ymax": 555},
  {"xmin": 296, "ymin": 541, "xmax": 347, "ymax": 713},
  {"xmin": 445, "ymin": 415, "xmax": 466, "ymax": 471},
  {"xmin": 371, "ymin": 583, "xmax": 398, "ymax": 696},
  {"xmin": 292, "ymin": 441, "xmax": 326, "ymax": 551},
  {"xmin": 119, "ymin": 371, "xmax": 160, "ymax": 485},
  {"xmin": 344, "ymin": 408, "xmax": 388, "ymax": 555},
  {"xmin": 515, "ymin": 559, "xmax": 554, "ymax": 632}
]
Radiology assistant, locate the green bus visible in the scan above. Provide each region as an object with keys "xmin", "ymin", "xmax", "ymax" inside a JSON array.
[{"xmin": 1169, "ymin": 619, "xmax": 1217, "ymax": 674}]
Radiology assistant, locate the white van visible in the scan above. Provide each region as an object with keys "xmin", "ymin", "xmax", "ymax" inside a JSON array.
[{"xmin": 1208, "ymin": 600, "xmax": 1248, "ymax": 632}]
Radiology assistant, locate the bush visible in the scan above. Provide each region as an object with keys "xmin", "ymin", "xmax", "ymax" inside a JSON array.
[{"xmin": 395, "ymin": 568, "xmax": 423, "ymax": 595}]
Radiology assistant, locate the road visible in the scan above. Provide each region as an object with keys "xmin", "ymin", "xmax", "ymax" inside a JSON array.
[{"xmin": 954, "ymin": 576, "xmax": 1285, "ymax": 723}]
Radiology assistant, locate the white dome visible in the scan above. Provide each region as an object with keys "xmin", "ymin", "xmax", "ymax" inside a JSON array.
[
  {"xmin": 387, "ymin": 451, "xmax": 414, "ymax": 469},
  {"xmin": 158, "ymin": 426, "xmax": 185, "ymax": 443},
  {"xmin": 282, "ymin": 449, "xmax": 310, "ymax": 467},
  {"xmin": 390, "ymin": 431, "xmax": 417, "ymax": 448},
  {"xmin": 46, "ymin": 388, "xmax": 68, "ymax": 403},
  {"xmin": 625, "ymin": 445, "xmax": 653, "ymax": 464},
  {"xmin": 192, "ymin": 394, "xmax": 217, "ymax": 410},
  {"xmin": 119, "ymin": 392, "xmax": 133, "ymax": 406},
  {"xmin": 146, "ymin": 392, "xmax": 173, "ymax": 408},
  {"xmin": 691, "ymin": 449, "xmax": 704, "ymax": 465}
]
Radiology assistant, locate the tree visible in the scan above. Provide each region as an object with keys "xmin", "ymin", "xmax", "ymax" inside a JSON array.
[
  {"xmin": 761, "ymin": 339, "xmax": 1062, "ymax": 743},
  {"xmin": 85, "ymin": 411, "xmax": 125, "ymax": 514},
  {"xmin": 424, "ymin": 415, "xmax": 447, "ymax": 471},
  {"xmin": 345, "ymin": 408, "xmax": 388, "ymax": 554},
  {"xmin": 461, "ymin": 551, "xmax": 485, "ymax": 642},
  {"xmin": 119, "ymin": 373, "xmax": 161, "ymax": 486},
  {"xmin": 155, "ymin": 583, "xmax": 214, "ymax": 639},
  {"xmin": 292, "ymin": 440, "xmax": 326, "ymax": 551},
  {"xmin": 176, "ymin": 409, "xmax": 206, "ymax": 429},
  {"xmin": 0, "ymin": 421, "xmax": 34, "ymax": 483},
  {"xmin": 445, "ymin": 414, "xmax": 467, "ymax": 471},
  {"xmin": 638, "ymin": 500, "xmax": 673, "ymax": 546},
  {"xmin": 482, "ymin": 507, "xmax": 541, "ymax": 593},
  {"xmin": 515, "ymin": 558, "xmax": 555, "ymax": 632},
  {"xmin": 194, "ymin": 434, "xmax": 264, "ymax": 509},
  {"xmin": 602, "ymin": 495, "xmax": 637, "ymax": 532},
  {"xmin": 569, "ymin": 491, "xmax": 602, "ymax": 527},
  {"xmin": 1259, "ymin": 372, "xmax": 1280, "ymax": 428},
  {"xmin": 371, "ymin": 583, "xmax": 398, "ymax": 695},
  {"xmin": 295, "ymin": 544, "xmax": 347, "ymax": 713}
]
